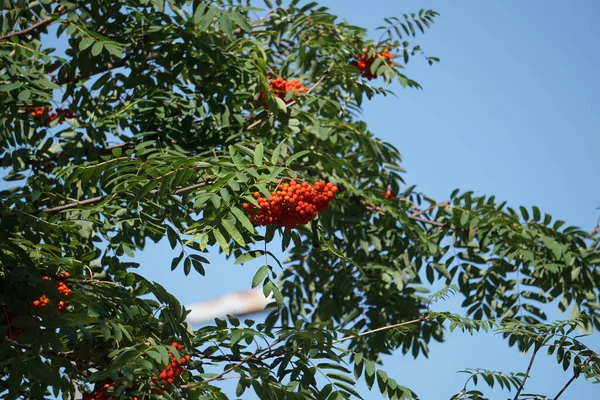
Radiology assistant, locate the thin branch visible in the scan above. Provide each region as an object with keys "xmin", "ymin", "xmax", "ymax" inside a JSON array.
[
  {"xmin": 5, "ymin": 338, "xmax": 97, "ymax": 368},
  {"xmin": 409, "ymin": 201, "xmax": 449, "ymax": 218},
  {"xmin": 553, "ymin": 353, "xmax": 597, "ymax": 400},
  {"xmin": 408, "ymin": 215, "xmax": 446, "ymax": 228},
  {"xmin": 355, "ymin": 196, "xmax": 448, "ymax": 228},
  {"xmin": 56, "ymin": 51, "xmax": 160, "ymax": 85},
  {"xmin": 305, "ymin": 68, "xmax": 330, "ymax": 95},
  {"xmin": 27, "ymin": 176, "xmax": 217, "ymax": 215},
  {"xmin": 0, "ymin": 6, "xmax": 65, "ymax": 40},
  {"xmin": 333, "ymin": 315, "xmax": 428, "ymax": 344},
  {"xmin": 204, "ymin": 338, "xmax": 283, "ymax": 383},
  {"xmin": 0, "ymin": 142, "xmax": 139, "ymax": 169},
  {"xmin": 513, "ymin": 341, "xmax": 542, "ymax": 400}
]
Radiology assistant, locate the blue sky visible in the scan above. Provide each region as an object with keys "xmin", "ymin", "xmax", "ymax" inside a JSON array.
[
  {"xmin": 135, "ymin": 0, "xmax": 600, "ymax": 398},
  {"xmin": 4, "ymin": 0, "xmax": 599, "ymax": 398}
]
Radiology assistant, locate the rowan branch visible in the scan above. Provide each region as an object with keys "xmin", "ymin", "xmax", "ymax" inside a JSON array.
[
  {"xmin": 29, "ymin": 176, "xmax": 217, "ymax": 215},
  {"xmin": 56, "ymin": 51, "xmax": 160, "ymax": 85},
  {"xmin": 512, "ymin": 340, "xmax": 542, "ymax": 400},
  {"xmin": 0, "ymin": 142, "xmax": 140, "ymax": 169},
  {"xmin": 553, "ymin": 353, "xmax": 597, "ymax": 400},
  {"xmin": 355, "ymin": 196, "xmax": 448, "ymax": 228},
  {"xmin": 333, "ymin": 315, "xmax": 429, "ymax": 344},
  {"xmin": 5, "ymin": 338, "xmax": 97, "ymax": 368},
  {"xmin": 0, "ymin": 6, "xmax": 65, "ymax": 41},
  {"xmin": 204, "ymin": 338, "xmax": 284, "ymax": 383}
]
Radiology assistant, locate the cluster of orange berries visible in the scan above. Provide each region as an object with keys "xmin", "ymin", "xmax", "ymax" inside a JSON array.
[
  {"xmin": 82, "ymin": 382, "xmax": 139, "ymax": 400},
  {"xmin": 30, "ymin": 272, "xmax": 72, "ymax": 313},
  {"xmin": 27, "ymin": 106, "xmax": 76, "ymax": 126},
  {"xmin": 156, "ymin": 342, "xmax": 191, "ymax": 384},
  {"xmin": 352, "ymin": 49, "xmax": 394, "ymax": 80},
  {"xmin": 259, "ymin": 77, "xmax": 307, "ymax": 106},
  {"xmin": 243, "ymin": 180, "xmax": 338, "ymax": 229}
]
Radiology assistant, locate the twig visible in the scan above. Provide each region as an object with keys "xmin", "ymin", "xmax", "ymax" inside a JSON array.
[
  {"xmin": 5, "ymin": 338, "xmax": 97, "ymax": 368},
  {"xmin": 56, "ymin": 52, "xmax": 160, "ymax": 85},
  {"xmin": 305, "ymin": 68, "xmax": 330, "ymax": 95},
  {"xmin": 513, "ymin": 341, "xmax": 541, "ymax": 400},
  {"xmin": 204, "ymin": 338, "xmax": 283, "ymax": 383},
  {"xmin": 553, "ymin": 353, "xmax": 597, "ymax": 400},
  {"xmin": 0, "ymin": 6, "xmax": 65, "ymax": 40},
  {"xmin": 355, "ymin": 196, "xmax": 447, "ymax": 228},
  {"xmin": 333, "ymin": 315, "xmax": 428, "ymax": 344},
  {"xmin": 29, "ymin": 176, "xmax": 217, "ymax": 215},
  {"xmin": 0, "ymin": 142, "xmax": 138, "ymax": 169}
]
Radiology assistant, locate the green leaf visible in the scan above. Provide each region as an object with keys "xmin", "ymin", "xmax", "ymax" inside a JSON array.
[
  {"xmin": 254, "ymin": 143, "xmax": 264, "ymax": 167},
  {"xmin": 234, "ymin": 250, "xmax": 263, "ymax": 265},
  {"xmin": 79, "ymin": 37, "xmax": 95, "ymax": 51},
  {"xmin": 231, "ymin": 207, "xmax": 255, "ymax": 233},
  {"xmin": 222, "ymin": 219, "xmax": 245, "ymax": 246},
  {"xmin": 199, "ymin": 6, "xmax": 218, "ymax": 30},
  {"xmin": 271, "ymin": 284, "xmax": 283, "ymax": 308},
  {"xmin": 252, "ymin": 265, "xmax": 269, "ymax": 288},
  {"xmin": 229, "ymin": 11, "xmax": 252, "ymax": 31},
  {"xmin": 91, "ymin": 42, "xmax": 104, "ymax": 56},
  {"xmin": 0, "ymin": 82, "xmax": 20, "ymax": 92},
  {"xmin": 274, "ymin": 97, "xmax": 287, "ymax": 111},
  {"xmin": 213, "ymin": 228, "xmax": 230, "ymax": 255},
  {"xmin": 285, "ymin": 150, "xmax": 310, "ymax": 166},
  {"xmin": 271, "ymin": 139, "xmax": 286, "ymax": 165},
  {"xmin": 194, "ymin": 2, "xmax": 207, "ymax": 24},
  {"xmin": 104, "ymin": 44, "xmax": 123, "ymax": 57}
]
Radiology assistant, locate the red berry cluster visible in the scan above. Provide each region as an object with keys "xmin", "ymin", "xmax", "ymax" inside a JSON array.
[
  {"xmin": 27, "ymin": 106, "xmax": 76, "ymax": 126},
  {"xmin": 259, "ymin": 77, "xmax": 307, "ymax": 106},
  {"xmin": 384, "ymin": 185, "xmax": 393, "ymax": 200},
  {"xmin": 157, "ymin": 342, "xmax": 190, "ymax": 384},
  {"xmin": 243, "ymin": 180, "xmax": 338, "ymax": 229},
  {"xmin": 82, "ymin": 382, "xmax": 115, "ymax": 400},
  {"xmin": 3, "ymin": 312, "xmax": 25, "ymax": 338},
  {"xmin": 30, "ymin": 272, "xmax": 72, "ymax": 313},
  {"xmin": 82, "ymin": 382, "xmax": 139, "ymax": 400},
  {"xmin": 351, "ymin": 48, "xmax": 395, "ymax": 80}
]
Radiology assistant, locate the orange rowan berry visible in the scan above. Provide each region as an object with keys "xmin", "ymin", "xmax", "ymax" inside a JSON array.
[
  {"xmin": 384, "ymin": 185, "xmax": 393, "ymax": 200},
  {"xmin": 351, "ymin": 49, "xmax": 394, "ymax": 80}
]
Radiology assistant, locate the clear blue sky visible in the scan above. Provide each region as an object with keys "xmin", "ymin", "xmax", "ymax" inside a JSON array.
[
  {"xmin": 5, "ymin": 0, "xmax": 599, "ymax": 398},
  {"xmin": 135, "ymin": 1, "xmax": 600, "ymax": 398}
]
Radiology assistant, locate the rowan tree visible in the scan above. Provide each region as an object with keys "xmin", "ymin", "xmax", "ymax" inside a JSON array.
[{"xmin": 1, "ymin": 0, "xmax": 599, "ymax": 399}]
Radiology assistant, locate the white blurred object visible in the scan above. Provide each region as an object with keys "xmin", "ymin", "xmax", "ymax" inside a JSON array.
[{"xmin": 185, "ymin": 288, "xmax": 273, "ymax": 324}]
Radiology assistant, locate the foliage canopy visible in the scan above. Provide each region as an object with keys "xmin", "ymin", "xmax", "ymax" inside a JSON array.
[{"xmin": 1, "ymin": 0, "xmax": 599, "ymax": 399}]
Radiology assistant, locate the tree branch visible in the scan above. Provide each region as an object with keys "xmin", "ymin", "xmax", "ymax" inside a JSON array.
[
  {"xmin": 553, "ymin": 353, "xmax": 597, "ymax": 400},
  {"xmin": 355, "ymin": 196, "xmax": 448, "ymax": 228},
  {"xmin": 333, "ymin": 315, "xmax": 429, "ymax": 344},
  {"xmin": 5, "ymin": 338, "xmax": 97, "ymax": 368},
  {"xmin": 204, "ymin": 338, "xmax": 284, "ymax": 383},
  {"xmin": 28, "ymin": 176, "xmax": 217, "ymax": 215},
  {"xmin": 512, "ymin": 341, "xmax": 542, "ymax": 400},
  {"xmin": 0, "ymin": 6, "xmax": 65, "ymax": 41},
  {"xmin": 56, "ymin": 51, "xmax": 160, "ymax": 85}
]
